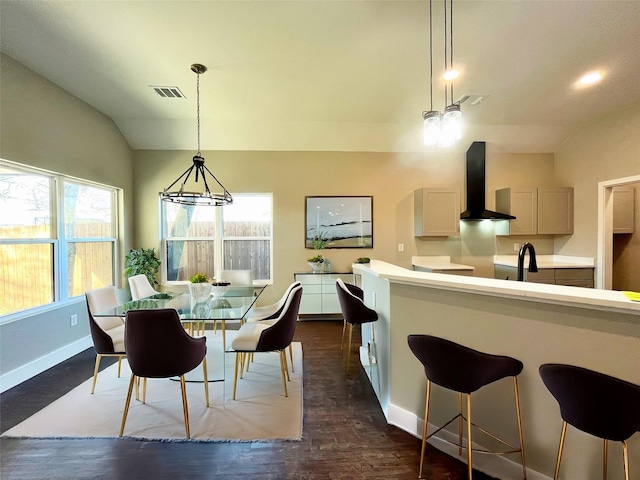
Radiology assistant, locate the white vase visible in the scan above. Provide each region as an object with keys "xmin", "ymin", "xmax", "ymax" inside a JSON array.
[
  {"xmin": 188, "ymin": 282, "xmax": 212, "ymax": 302},
  {"xmin": 308, "ymin": 262, "xmax": 324, "ymax": 272}
]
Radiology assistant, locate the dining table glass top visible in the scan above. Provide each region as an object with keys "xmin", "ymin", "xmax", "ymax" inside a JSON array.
[{"xmin": 95, "ymin": 285, "xmax": 266, "ymax": 321}]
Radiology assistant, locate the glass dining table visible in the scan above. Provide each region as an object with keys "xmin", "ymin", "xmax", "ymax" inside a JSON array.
[{"xmin": 95, "ymin": 285, "xmax": 266, "ymax": 353}]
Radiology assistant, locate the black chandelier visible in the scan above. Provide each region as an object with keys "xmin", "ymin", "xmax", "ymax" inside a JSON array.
[{"xmin": 161, "ymin": 64, "xmax": 233, "ymax": 206}]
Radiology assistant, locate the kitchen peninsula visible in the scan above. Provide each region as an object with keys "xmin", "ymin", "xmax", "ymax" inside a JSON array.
[{"xmin": 353, "ymin": 260, "xmax": 639, "ymax": 480}]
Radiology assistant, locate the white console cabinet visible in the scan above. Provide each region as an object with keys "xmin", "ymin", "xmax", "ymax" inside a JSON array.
[{"xmin": 294, "ymin": 272, "xmax": 354, "ymax": 316}]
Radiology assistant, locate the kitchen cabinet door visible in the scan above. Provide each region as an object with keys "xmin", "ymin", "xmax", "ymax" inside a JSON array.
[
  {"xmin": 612, "ymin": 186, "xmax": 635, "ymax": 234},
  {"xmin": 537, "ymin": 187, "xmax": 574, "ymax": 235},
  {"xmin": 414, "ymin": 188, "xmax": 460, "ymax": 237},
  {"xmin": 495, "ymin": 188, "xmax": 537, "ymax": 235}
]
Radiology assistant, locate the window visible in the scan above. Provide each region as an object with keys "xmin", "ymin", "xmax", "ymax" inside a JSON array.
[
  {"xmin": 162, "ymin": 194, "xmax": 272, "ymax": 283},
  {"xmin": 0, "ymin": 160, "xmax": 118, "ymax": 317}
]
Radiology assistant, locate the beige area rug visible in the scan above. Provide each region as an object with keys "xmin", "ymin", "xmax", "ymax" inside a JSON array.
[{"xmin": 2, "ymin": 332, "xmax": 303, "ymax": 442}]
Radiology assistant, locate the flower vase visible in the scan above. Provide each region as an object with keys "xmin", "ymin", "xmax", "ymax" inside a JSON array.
[{"xmin": 188, "ymin": 282, "xmax": 212, "ymax": 303}]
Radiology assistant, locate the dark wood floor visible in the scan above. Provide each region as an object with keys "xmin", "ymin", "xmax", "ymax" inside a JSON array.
[{"xmin": 1, "ymin": 320, "xmax": 499, "ymax": 480}]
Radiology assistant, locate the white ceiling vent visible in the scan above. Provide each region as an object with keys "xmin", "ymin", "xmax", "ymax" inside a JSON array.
[
  {"xmin": 457, "ymin": 94, "xmax": 489, "ymax": 106},
  {"xmin": 150, "ymin": 86, "xmax": 186, "ymax": 99}
]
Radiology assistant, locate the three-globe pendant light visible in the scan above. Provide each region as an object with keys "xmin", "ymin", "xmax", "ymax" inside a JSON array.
[{"xmin": 423, "ymin": 0, "xmax": 462, "ymax": 147}]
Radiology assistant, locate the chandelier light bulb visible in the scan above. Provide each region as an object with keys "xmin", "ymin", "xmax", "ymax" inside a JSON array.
[
  {"xmin": 443, "ymin": 69, "xmax": 459, "ymax": 81},
  {"xmin": 423, "ymin": 111, "xmax": 441, "ymax": 146},
  {"xmin": 443, "ymin": 103, "xmax": 462, "ymax": 140}
]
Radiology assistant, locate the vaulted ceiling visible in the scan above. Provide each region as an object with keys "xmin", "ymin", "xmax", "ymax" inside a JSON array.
[{"xmin": 2, "ymin": 1, "xmax": 640, "ymax": 153}]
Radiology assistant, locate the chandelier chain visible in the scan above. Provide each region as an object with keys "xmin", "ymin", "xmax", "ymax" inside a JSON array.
[{"xmin": 196, "ymin": 70, "xmax": 201, "ymax": 156}]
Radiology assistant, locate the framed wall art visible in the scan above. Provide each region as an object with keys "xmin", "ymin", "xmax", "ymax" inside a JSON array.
[{"xmin": 305, "ymin": 196, "xmax": 373, "ymax": 249}]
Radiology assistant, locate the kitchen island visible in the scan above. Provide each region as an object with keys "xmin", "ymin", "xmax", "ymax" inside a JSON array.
[{"xmin": 353, "ymin": 260, "xmax": 639, "ymax": 480}]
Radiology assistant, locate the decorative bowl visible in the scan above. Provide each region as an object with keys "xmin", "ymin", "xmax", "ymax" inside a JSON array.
[
  {"xmin": 188, "ymin": 282, "xmax": 212, "ymax": 302},
  {"xmin": 211, "ymin": 281, "xmax": 231, "ymax": 297},
  {"xmin": 308, "ymin": 261, "xmax": 324, "ymax": 272}
]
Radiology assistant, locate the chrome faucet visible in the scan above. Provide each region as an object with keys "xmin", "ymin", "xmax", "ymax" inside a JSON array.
[{"xmin": 517, "ymin": 242, "xmax": 538, "ymax": 281}]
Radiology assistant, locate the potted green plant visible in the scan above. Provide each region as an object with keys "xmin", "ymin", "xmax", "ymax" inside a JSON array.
[
  {"xmin": 124, "ymin": 248, "xmax": 161, "ymax": 286},
  {"xmin": 307, "ymin": 254, "xmax": 325, "ymax": 272},
  {"xmin": 188, "ymin": 273, "xmax": 212, "ymax": 302},
  {"xmin": 355, "ymin": 257, "xmax": 371, "ymax": 264}
]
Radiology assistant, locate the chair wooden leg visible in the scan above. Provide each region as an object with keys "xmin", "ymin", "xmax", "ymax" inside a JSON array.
[
  {"xmin": 418, "ymin": 380, "xmax": 431, "ymax": 479},
  {"xmin": 142, "ymin": 377, "xmax": 147, "ymax": 404},
  {"xmin": 554, "ymin": 422, "xmax": 568, "ymax": 480},
  {"xmin": 513, "ymin": 377, "xmax": 527, "ymax": 479},
  {"xmin": 202, "ymin": 358, "xmax": 209, "ymax": 407},
  {"xmin": 279, "ymin": 350, "xmax": 288, "ymax": 397},
  {"xmin": 289, "ymin": 344, "xmax": 294, "ymax": 372},
  {"xmin": 283, "ymin": 348, "xmax": 291, "ymax": 382},
  {"xmin": 341, "ymin": 318, "xmax": 346, "ymax": 353},
  {"xmin": 345, "ymin": 324, "xmax": 353, "ymax": 374},
  {"xmin": 117, "ymin": 356, "xmax": 123, "ymax": 378},
  {"xmin": 119, "ymin": 373, "xmax": 136, "ymax": 437},
  {"xmin": 603, "ymin": 439, "xmax": 608, "ymax": 480},
  {"xmin": 466, "ymin": 393, "xmax": 473, "ymax": 480},
  {"xmin": 91, "ymin": 354, "xmax": 102, "ymax": 394},
  {"xmin": 179, "ymin": 375, "xmax": 190, "ymax": 439},
  {"xmin": 233, "ymin": 352, "xmax": 240, "ymax": 400},
  {"xmin": 458, "ymin": 393, "xmax": 463, "ymax": 456},
  {"xmin": 622, "ymin": 440, "xmax": 630, "ymax": 480}
]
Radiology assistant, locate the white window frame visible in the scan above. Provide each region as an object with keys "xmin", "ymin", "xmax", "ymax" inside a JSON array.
[
  {"xmin": 0, "ymin": 159, "xmax": 119, "ymax": 322},
  {"xmin": 160, "ymin": 193, "xmax": 273, "ymax": 285}
]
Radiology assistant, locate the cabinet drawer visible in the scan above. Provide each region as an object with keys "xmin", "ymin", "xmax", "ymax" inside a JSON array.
[
  {"xmin": 556, "ymin": 279, "xmax": 594, "ymax": 288},
  {"xmin": 301, "ymin": 284, "xmax": 322, "ymax": 295},
  {"xmin": 295, "ymin": 274, "xmax": 322, "ymax": 285},
  {"xmin": 555, "ymin": 268, "xmax": 594, "ymax": 280},
  {"xmin": 526, "ymin": 269, "xmax": 554, "ymax": 282}
]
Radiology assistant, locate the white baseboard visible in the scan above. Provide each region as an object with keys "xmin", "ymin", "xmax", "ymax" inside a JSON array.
[
  {"xmin": 0, "ymin": 336, "xmax": 93, "ymax": 393},
  {"xmin": 388, "ymin": 403, "xmax": 551, "ymax": 480}
]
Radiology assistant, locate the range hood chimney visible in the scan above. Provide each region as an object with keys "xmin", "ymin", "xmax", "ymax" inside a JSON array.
[{"xmin": 460, "ymin": 142, "xmax": 516, "ymax": 221}]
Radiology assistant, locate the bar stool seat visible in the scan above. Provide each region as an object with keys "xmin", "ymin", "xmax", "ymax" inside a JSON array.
[
  {"xmin": 539, "ymin": 363, "xmax": 640, "ymax": 480},
  {"xmin": 407, "ymin": 334, "xmax": 527, "ymax": 480}
]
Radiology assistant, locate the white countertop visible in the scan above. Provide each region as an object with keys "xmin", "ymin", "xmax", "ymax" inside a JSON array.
[
  {"xmin": 355, "ymin": 259, "xmax": 639, "ymax": 316},
  {"xmin": 493, "ymin": 255, "xmax": 595, "ymax": 269},
  {"xmin": 411, "ymin": 256, "xmax": 474, "ymax": 271}
]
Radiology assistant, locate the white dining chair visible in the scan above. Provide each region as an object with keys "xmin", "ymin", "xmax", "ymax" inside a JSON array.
[
  {"xmin": 128, "ymin": 274, "xmax": 160, "ymax": 300},
  {"xmin": 220, "ymin": 269, "xmax": 253, "ymax": 285}
]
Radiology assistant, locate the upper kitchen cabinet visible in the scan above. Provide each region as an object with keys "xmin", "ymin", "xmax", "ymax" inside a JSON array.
[
  {"xmin": 414, "ymin": 188, "xmax": 460, "ymax": 237},
  {"xmin": 495, "ymin": 187, "xmax": 574, "ymax": 236},
  {"xmin": 612, "ymin": 186, "xmax": 635, "ymax": 234},
  {"xmin": 494, "ymin": 187, "xmax": 537, "ymax": 235}
]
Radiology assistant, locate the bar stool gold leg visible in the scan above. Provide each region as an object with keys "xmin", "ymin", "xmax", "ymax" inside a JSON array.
[
  {"xmin": 604, "ymin": 439, "xmax": 608, "ymax": 480},
  {"xmin": 418, "ymin": 380, "xmax": 431, "ymax": 479},
  {"xmin": 622, "ymin": 440, "xmax": 630, "ymax": 480},
  {"xmin": 458, "ymin": 393, "xmax": 463, "ymax": 456},
  {"xmin": 345, "ymin": 324, "xmax": 353, "ymax": 373},
  {"xmin": 554, "ymin": 421, "xmax": 568, "ymax": 480},
  {"xmin": 513, "ymin": 377, "xmax": 527, "ymax": 479},
  {"xmin": 466, "ymin": 393, "xmax": 473, "ymax": 480}
]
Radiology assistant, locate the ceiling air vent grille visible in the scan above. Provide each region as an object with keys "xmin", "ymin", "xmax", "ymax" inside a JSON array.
[
  {"xmin": 457, "ymin": 94, "xmax": 488, "ymax": 106},
  {"xmin": 150, "ymin": 86, "xmax": 186, "ymax": 99}
]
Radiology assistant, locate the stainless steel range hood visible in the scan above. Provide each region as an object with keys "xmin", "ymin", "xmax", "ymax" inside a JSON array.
[{"xmin": 460, "ymin": 142, "xmax": 516, "ymax": 221}]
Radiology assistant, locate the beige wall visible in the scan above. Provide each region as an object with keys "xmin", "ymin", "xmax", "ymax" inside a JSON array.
[
  {"xmin": 0, "ymin": 53, "xmax": 134, "ymax": 384},
  {"xmin": 133, "ymin": 149, "xmax": 558, "ymax": 303},
  {"xmin": 554, "ymin": 100, "xmax": 640, "ymax": 257}
]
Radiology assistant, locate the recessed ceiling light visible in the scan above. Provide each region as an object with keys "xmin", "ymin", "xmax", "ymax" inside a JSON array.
[
  {"xmin": 443, "ymin": 69, "xmax": 460, "ymax": 81},
  {"xmin": 578, "ymin": 71, "xmax": 602, "ymax": 86}
]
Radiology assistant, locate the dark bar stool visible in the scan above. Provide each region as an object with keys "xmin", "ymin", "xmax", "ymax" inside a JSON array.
[
  {"xmin": 539, "ymin": 363, "xmax": 640, "ymax": 480},
  {"xmin": 407, "ymin": 334, "xmax": 527, "ymax": 480},
  {"xmin": 336, "ymin": 278, "xmax": 378, "ymax": 374}
]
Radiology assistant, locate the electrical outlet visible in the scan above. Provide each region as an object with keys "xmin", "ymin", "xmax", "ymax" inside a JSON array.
[
  {"xmin": 513, "ymin": 242, "xmax": 520, "ymax": 252},
  {"xmin": 398, "ymin": 243, "xmax": 404, "ymax": 252},
  {"xmin": 70, "ymin": 314, "xmax": 78, "ymax": 327}
]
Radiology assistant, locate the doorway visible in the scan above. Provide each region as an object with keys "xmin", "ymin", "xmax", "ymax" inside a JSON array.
[{"xmin": 597, "ymin": 174, "xmax": 640, "ymax": 289}]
